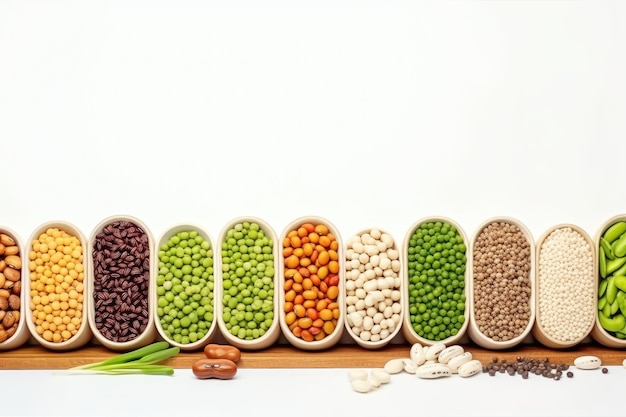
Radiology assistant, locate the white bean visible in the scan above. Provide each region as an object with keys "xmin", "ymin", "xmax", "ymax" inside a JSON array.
[
  {"xmin": 447, "ymin": 351, "xmax": 473, "ymax": 373},
  {"xmin": 351, "ymin": 379, "xmax": 374, "ymax": 393},
  {"xmin": 384, "ymin": 358, "xmax": 406, "ymax": 374},
  {"xmin": 416, "ymin": 363, "xmax": 451, "ymax": 379},
  {"xmin": 371, "ymin": 369, "xmax": 391, "ymax": 384},
  {"xmin": 410, "ymin": 343, "xmax": 426, "ymax": 365},
  {"xmin": 457, "ymin": 359, "xmax": 483, "ymax": 378},
  {"xmin": 437, "ymin": 345, "xmax": 464, "ymax": 364},
  {"xmin": 425, "ymin": 342, "xmax": 446, "ymax": 361},
  {"xmin": 574, "ymin": 355, "xmax": 602, "ymax": 370}
]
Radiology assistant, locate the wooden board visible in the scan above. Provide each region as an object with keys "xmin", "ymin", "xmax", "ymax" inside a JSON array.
[{"xmin": 1, "ymin": 342, "xmax": 625, "ymax": 370}]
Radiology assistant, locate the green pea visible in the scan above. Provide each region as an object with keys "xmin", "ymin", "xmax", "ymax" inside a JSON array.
[
  {"xmin": 157, "ymin": 229, "xmax": 214, "ymax": 344},
  {"xmin": 221, "ymin": 221, "xmax": 276, "ymax": 340},
  {"xmin": 408, "ymin": 220, "xmax": 467, "ymax": 342}
]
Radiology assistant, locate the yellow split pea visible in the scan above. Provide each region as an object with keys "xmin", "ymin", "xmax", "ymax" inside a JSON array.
[{"xmin": 28, "ymin": 227, "xmax": 84, "ymax": 343}]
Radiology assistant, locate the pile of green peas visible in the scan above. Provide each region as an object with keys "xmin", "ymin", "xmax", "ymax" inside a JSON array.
[
  {"xmin": 221, "ymin": 221, "xmax": 275, "ymax": 340},
  {"xmin": 406, "ymin": 221, "xmax": 467, "ymax": 342},
  {"xmin": 156, "ymin": 230, "xmax": 214, "ymax": 345}
]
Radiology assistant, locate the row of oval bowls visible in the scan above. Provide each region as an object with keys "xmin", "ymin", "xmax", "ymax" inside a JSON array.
[{"xmin": 0, "ymin": 214, "xmax": 620, "ymax": 352}]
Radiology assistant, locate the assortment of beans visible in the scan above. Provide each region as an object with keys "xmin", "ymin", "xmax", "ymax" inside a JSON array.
[
  {"xmin": 220, "ymin": 221, "xmax": 275, "ymax": 341},
  {"xmin": 156, "ymin": 230, "xmax": 214, "ymax": 345},
  {"xmin": 92, "ymin": 221, "xmax": 151, "ymax": 343},
  {"xmin": 344, "ymin": 228, "xmax": 402, "ymax": 344},
  {"xmin": 0, "ymin": 232, "xmax": 22, "ymax": 343},
  {"xmin": 282, "ymin": 222, "xmax": 341, "ymax": 343},
  {"xmin": 472, "ymin": 221, "xmax": 532, "ymax": 342},
  {"xmin": 536, "ymin": 226, "xmax": 595, "ymax": 343},
  {"xmin": 406, "ymin": 221, "xmax": 467, "ymax": 342},
  {"xmin": 28, "ymin": 227, "xmax": 85, "ymax": 343},
  {"xmin": 598, "ymin": 221, "xmax": 626, "ymax": 337}
]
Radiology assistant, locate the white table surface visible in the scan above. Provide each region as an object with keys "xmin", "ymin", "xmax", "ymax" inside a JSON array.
[{"xmin": 2, "ymin": 365, "xmax": 623, "ymax": 417}]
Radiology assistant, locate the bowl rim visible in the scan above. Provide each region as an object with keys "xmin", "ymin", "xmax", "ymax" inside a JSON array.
[
  {"xmin": 400, "ymin": 216, "xmax": 470, "ymax": 347},
  {"xmin": 86, "ymin": 215, "xmax": 157, "ymax": 351},
  {"xmin": 24, "ymin": 220, "xmax": 93, "ymax": 351},
  {"xmin": 343, "ymin": 226, "xmax": 403, "ymax": 349},
  {"xmin": 466, "ymin": 216, "xmax": 536, "ymax": 350},
  {"xmin": 215, "ymin": 216, "xmax": 281, "ymax": 350},
  {"xmin": 152, "ymin": 223, "xmax": 219, "ymax": 351},
  {"xmin": 532, "ymin": 223, "xmax": 596, "ymax": 349},
  {"xmin": 278, "ymin": 215, "xmax": 346, "ymax": 351},
  {"xmin": 0, "ymin": 226, "xmax": 31, "ymax": 351}
]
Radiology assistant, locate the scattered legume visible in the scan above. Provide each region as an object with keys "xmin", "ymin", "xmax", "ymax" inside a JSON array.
[
  {"xmin": 192, "ymin": 358, "xmax": 238, "ymax": 379},
  {"xmin": 156, "ymin": 230, "xmax": 214, "ymax": 345},
  {"xmin": 28, "ymin": 227, "xmax": 85, "ymax": 343},
  {"xmin": 92, "ymin": 221, "xmax": 151, "ymax": 343},
  {"xmin": 221, "ymin": 221, "xmax": 275, "ymax": 341},
  {"xmin": 472, "ymin": 221, "xmax": 532, "ymax": 342},
  {"xmin": 0, "ymin": 232, "xmax": 21, "ymax": 343},
  {"xmin": 204, "ymin": 343, "xmax": 241, "ymax": 363},
  {"xmin": 406, "ymin": 220, "xmax": 467, "ymax": 342},
  {"xmin": 484, "ymin": 356, "xmax": 571, "ymax": 381},
  {"xmin": 282, "ymin": 222, "xmax": 341, "ymax": 342},
  {"xmin": 536, "ymin": 226, "xmax": 595, "ymax": 344},
  {"xmin": 344, "ymin": 228, "xmax": 402, "ymax": 344}
]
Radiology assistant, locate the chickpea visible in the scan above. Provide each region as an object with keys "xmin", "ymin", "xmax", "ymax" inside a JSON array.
[{"xmin": 28, "ymin": 227, "xmax": 84, "ymax": 343}]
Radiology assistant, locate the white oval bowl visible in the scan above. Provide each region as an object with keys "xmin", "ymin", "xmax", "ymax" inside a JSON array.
[
  {"xmin": 533, "ymin": 223, "xmax": 596, "ymax": 349},
  {"xmin": 401, "ymin": 217, "xmax": 470, "ymax": 347},
  {"xmin": 216, "ymin": 216, "xmax": 281, "ymax": 350},
  {"xmin": 0, "ymin": 226, "xmax": 30, "ymax": 351},
  {"xmin": 278, "ymin": 216, "xmax": 345, "ymax": 351},
  {"xmin": 153, "ymin": 224, "xmax": 218, "ymax": 352},
  {"xmin": 591, "ymin": 214, "xmax": 626, "ymax": 348},
  {"xmin": 87, "ymin": 215, "xmax": 157, "ymax": 352},
  {"xmin": 343, "ymin": 227, "xmax": 403, "ymax": 349},
  {"xmin": 467, "ymin": 216, "xmax": 536, "ymax": 350},
  {"xmin": 24, "ymin": 221, "xmax": 93, "ymax": 351}
]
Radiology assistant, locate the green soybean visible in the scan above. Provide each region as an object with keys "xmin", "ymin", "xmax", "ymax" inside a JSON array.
[
  {"xmin": 221, "ymin": 221, "xmax": 275, "ymax": 340},
  {"xmin": 599, "ymin": 310, "xmax": 626, "ymax": 333},
  {"xmin": 604, "ymin": 221, "xmax": 626, "ymax": 244},
  {"xmin": 157, "ymin": 230, "xmax": 214, "ymax": 344},
  {"xmin": 406, "ymin": 220, "xmax": 467, "ymax": 342}
]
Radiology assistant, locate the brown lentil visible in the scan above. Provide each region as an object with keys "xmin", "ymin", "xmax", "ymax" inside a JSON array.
[
  {"xmin": 92, "ymin": 221, "xmax": 151, "ymax": 343},
  {"xmin": 472, "ymin": 221, "xmax": 532, "ymax": 342},
  {"xmin": 0, "ymin": 232, "xmax": 21, "ymax": 343}
]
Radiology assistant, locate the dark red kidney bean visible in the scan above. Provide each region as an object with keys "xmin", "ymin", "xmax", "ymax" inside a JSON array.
[
  {"xmin": 92, "ymin": 221, "xmax": 151, "ymax": 342},
  {"xmin": 192, "ymin": 359, "xmax": 238, "ymax": 380}
]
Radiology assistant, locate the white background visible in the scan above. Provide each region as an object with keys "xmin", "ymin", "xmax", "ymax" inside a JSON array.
[
  {"xmin": 1, "ymin": 0, "xmax": 625, "ymax": 245},
  {"xmin": 1, "ymin": 1, "xmax": 626, "ymax": 416}
]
